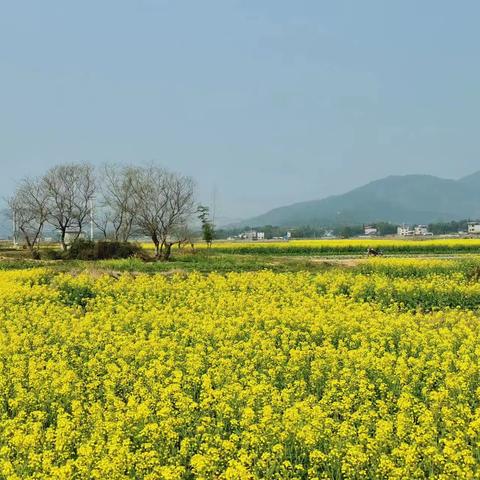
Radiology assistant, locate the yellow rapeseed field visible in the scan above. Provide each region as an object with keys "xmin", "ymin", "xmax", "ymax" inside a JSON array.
[
  {"xmin": 1, "ymin": 260, "xmax": 480, "ymax": 479},
  {"xmin": 174, "ymin": 238, "xmax": 480, "ymax": 255}
]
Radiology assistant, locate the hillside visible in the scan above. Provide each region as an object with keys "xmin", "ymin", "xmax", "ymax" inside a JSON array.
[{"xmin": 240, "ymin": 172, "xmax": 480, "ymax": 227}]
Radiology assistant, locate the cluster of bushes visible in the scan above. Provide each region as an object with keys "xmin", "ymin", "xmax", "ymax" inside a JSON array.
[{"xmin": 42, "ymin": 239, "xmax": 144, "ymax": 261}]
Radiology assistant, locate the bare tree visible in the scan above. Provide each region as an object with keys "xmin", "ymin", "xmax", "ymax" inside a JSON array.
[
  {"xmin": 8, "ymin": 177, "xmax": 49, "ymax": 258},
  {"xmin": 43, "ymin": 163, "xmax": 96, "ymax": 250},
  {"xmin": 91, "ymin": 204, "xmax": 112, "ymax": 239},
  {"xmin": 129, "ymin": 165, "xmax": 195, "ymax": 259},
  {"xmin": 98, "ymin": 164, "xmax": 136, "ymax": 242},
  {"xmin": 172, "ymin": 222, "xmax": 196, "ymax": 252}
]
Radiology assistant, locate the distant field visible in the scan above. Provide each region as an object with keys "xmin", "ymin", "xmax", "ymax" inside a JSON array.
[
  {"xmin": 186, "ymin": 238, "xmax": 480, "ymax": 255},
  {"xmin": 3, "ymin": 239, "xmax": 480, "ymax": 271}
]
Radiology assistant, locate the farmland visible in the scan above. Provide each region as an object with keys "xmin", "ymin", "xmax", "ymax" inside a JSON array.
[
  {"xmin": 191, "ymin": 238, "xmax": 480, "ymax": 255},
  {"xmin": 1, "ymin": 245, "xmax": 480, "ymax": 478},
  {"xmin": 6, "ymin": 1, "xmax": 480, "ymax": 477}
]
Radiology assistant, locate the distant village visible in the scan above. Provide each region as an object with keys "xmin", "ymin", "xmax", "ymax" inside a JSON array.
[
  {"xmin": 394, "ymin": 221, "xmax": 480, "ymax": 237},
  {"xmin": 231, "ymin": 230, "xmax": 292, "ymax": 241},
  {"xmin": 229, "ymin": 221, "xmax": 480, "ymax": 241}
]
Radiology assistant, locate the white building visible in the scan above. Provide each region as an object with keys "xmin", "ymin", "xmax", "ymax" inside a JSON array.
[
  {"xmin": 364, "ymin": 225, "xmax": 378, "ymax": 236},
  {"xmin": 468, "ymin": 222, "xmax": 480, "ymax": 234},
  {"xmin": 397, "ymin": 224, "xmax": 414, "ymax": 236},
  {"xmin": 414, "ymin": 225, "xmax": 430, "ymax": 236},
  {"xmin": 239, "ymin": 230, "xmax": 265, "ymax": 241}
]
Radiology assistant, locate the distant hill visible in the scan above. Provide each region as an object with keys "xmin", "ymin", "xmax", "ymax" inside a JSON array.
[{"xmin": 239, "ymin": 172, "xmax": 480, "ymax": 228}]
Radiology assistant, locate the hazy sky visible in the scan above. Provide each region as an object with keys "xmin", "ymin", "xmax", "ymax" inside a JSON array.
[{"xmin": 1, "ymin": 1, "xmax": 480, "ymax": 221}]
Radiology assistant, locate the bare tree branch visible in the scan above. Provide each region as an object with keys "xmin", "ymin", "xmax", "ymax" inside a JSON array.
[
  {"xmin": 8, "ymin": 176, "xmax": 49, "ymax": 258},
  {"xmin": 129, "ymin": 165, "xmax": 195, "ymax": 259},
  {"xmin": 43, "ymin": 163, "xmax": 96, "ymax": 250},
  {"xmin": 99, "ymin": 164, "xmax": 137, "ymax": 242}
]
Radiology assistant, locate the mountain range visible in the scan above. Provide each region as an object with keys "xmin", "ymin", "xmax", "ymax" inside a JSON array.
[{"xmin": 238, "ymin": 171, "xmax": 480, "ymax": 228}]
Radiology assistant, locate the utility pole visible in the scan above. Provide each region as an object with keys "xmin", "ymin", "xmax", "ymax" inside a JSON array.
[
  {"xmin": 12, "ymin": 209, "xmax": 17, "ymax": 248},
  {"xmin": 90, "ymin": 198, "xmax": 94, "ymax": 241},
  {"xmin": 212, "ymin": 185, "xmax": 217, "ymax": 227}
]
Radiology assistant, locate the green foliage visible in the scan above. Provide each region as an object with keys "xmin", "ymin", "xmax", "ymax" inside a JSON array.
[
  {"xmin": 41, "ymin": 249, "xmax": 63, "ymax": 260},
  {"xmin": 93, "ymin": 240, "xmax": 142, "ymax": 260},
  {"xmin": 95, "ymin": 253, "xmax": 336, "ymax": 275},
  {"xmin": 65, "ymin": 238, "xmax": 96, "ymax": 260},
  {"xmin": 0, "ymin": 260, "xmax": 43, "ymax": 271},
  {"xmin": 58, "ymin": 282, "xmax": 96, "ymax": 308},
  {"xmin": 334, "ymin": 225, "xmax": 364, "ymax": 238},
  {"xmin": 62, "ymin": 239, "xmax": 143, "ymax": 261},
  {"xmin": 197, "ymin": 205, "xmax": 215, "ymax": 245},
  {"xmin": 201, "ymin": 222, "xmax": 215, "ymax": 244},
  {"xmin": 371, "ymin": 221, "xmax": 397, "ymax": 235},
  {"xmin": 428, "ymin": 219, "xmax": 470, "ymax": 235}
]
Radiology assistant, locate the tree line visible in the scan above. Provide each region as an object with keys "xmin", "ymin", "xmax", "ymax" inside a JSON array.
[
  {"xmin": 215, "ymin": 220, "xmax": 480, "ymax": 239},
  {"xmin": 215, "ymin": 222, "xmax": 399, "ymax": 239},
  {"xmin": 7, "ymin": 163, "xmax": 205, "ymax": 260}
]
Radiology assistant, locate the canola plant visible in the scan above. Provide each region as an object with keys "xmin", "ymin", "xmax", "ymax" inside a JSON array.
[
  {"xmin": 0, "ymin": 260, "xmax": 480, "ymax": 479},
  {"xmin": 192, "ymin": 238, "xmax": 480, "ymax": 255}
]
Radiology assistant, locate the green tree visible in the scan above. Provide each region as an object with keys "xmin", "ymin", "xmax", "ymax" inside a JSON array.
[{"xmin": 197, "ymin": 205, "xmax": 215, "ymax": 247}]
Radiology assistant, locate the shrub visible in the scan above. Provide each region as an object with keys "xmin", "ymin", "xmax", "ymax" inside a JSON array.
[
  {"xmin": 65, "ymin": 238, "xmax": 96, "ymax": 260},
  {"xmin": 41, "ymin": 249, "xmax": 63, "ymax": 260},
  {"xmin": 63, "ymin": 239, "xmax": 143, "ymax": 261},
  {"xmin": 93, "ymin": 241, "xmax": 142, "ymax": 260}
]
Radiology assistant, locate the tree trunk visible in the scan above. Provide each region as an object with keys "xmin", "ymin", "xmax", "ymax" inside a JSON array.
[
  {"xmin": 162, "ymin": 242, "xmax": 173, "ymax": 261},
  {"xmin": 60, "ymin": 229, "xmax": 67, "ymax": 251},
  {"xmin": 21, "ymin": 232, "xmax": 40, "ymax": 260},
  {"xmin": 152, "ymin": 233, "xmax": 160, "ymax": 258},
  {"xmin": 24, "ymin": 235, "xmax": 33, "ymax": 252}
]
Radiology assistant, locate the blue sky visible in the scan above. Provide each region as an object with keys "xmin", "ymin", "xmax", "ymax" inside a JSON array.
[{"xmin": 1, "ymin": 1, "xmax": 480, "ymax": 220}]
